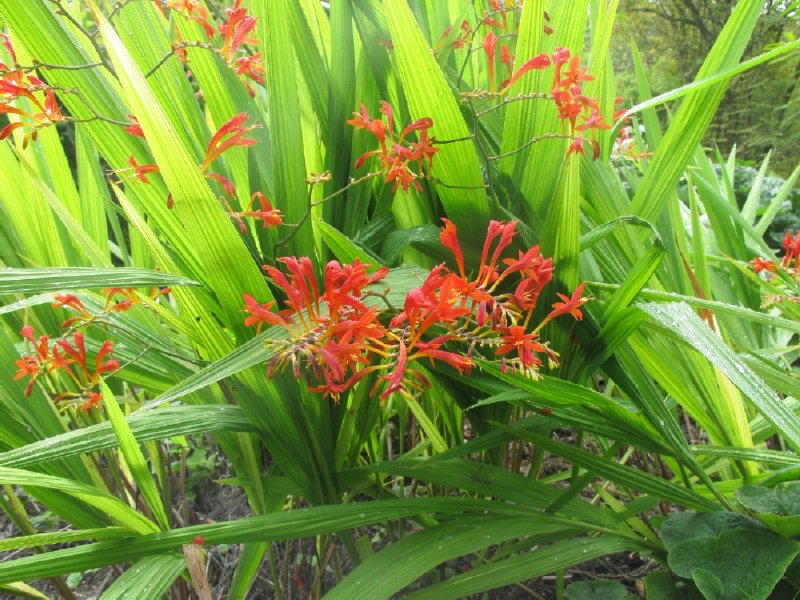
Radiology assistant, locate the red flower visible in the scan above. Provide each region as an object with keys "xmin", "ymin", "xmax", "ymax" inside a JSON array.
[
  {"xmin": 500, "ymin": 53, "xmax": 551, "ymax": 91},
  {"xmin": 349, "ymin": 102, "xmax": 437, "ymax": 193},
  {"xmin": 750, "ymin": 257, "xmax": 777, "ymax": 274},
  {"xmin": 201, "ymin": 113, "xmax": 257, "ymax": 172},
  {"xmin": 782, "ymin": 230, "xmax": 800, "ymax": 269},
  {"xmin": 112, "ymin": 155, "xmax": 159, "ymax": 184},
  {"xmin": 482, "ymin": 32, "xmax": 498, "ymax": 92},
  {"xmin": 13, "ymin": 327, "xmax": 69, "ymax": 396},
  {"xmin": 57, "ymin": 332, "xmax": 118, "ymax": 386},
  {"xmin": 439, "ymin": 218, "xmax": 465, "ymax": 277},
  {"xmin": 496, "ymin": 325, "xmax": 546, "ymax": 370},
  {"xmin": 254, "ymin": 257, "xmax": 390, "ymax": 400},
  {"xmin": 229, "ymin": 192, "xmax": 283, "ymax": 233},
  {"xmin": 80, "ymin": 392, "xmax": 103, "ymax": 411},
  {"xmin": 542, "ymin": 283, "xmax": 589, "ymax": 324},
  {"xmin": 234, "ymin": 53, "xmax": 265, "ymax": 87},
  {"xmin": 165, "ymin": 0, "xmax": 215, "ymax": 38},
  {"xmin": 242, "ymin": 293, "xmax": 286, "ymax": 333},
  {"xmin": 219, "ymin": 0, "xmax": 258, "ymax": 62},
  {"xmin": 205, "ymin": 172, "xmax": 237, "ymax": 198},
  {"xmin": 125, "ymin": 115, "xmax": 145, "ymax": 138}
]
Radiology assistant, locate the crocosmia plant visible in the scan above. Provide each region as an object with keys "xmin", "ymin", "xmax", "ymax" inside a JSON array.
[{"xmin": 0, "ymin": 0, "xmax": 797, "ymax": 598}]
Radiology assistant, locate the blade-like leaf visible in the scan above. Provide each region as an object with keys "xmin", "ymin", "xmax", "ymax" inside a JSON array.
[{"xmin": 0, "ymin": 268, "xmax": 198, "ymax": 295}]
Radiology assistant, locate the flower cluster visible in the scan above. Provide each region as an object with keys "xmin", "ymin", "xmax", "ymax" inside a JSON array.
[
  {"xmin": 243, "ymin": 257, "xmax": 390, "ymax": 398},
  {"xmin": 749, "ymin": 229, "xmax": 800, "ymax": 307},
  {"xmin": 437, "ymin": 3, "xmax": 552, "ymax": 93},
  {"xmin": 0, "ymin": 33, "xmax": 66, "ymax": 147},
  {"xmin": 163, "ymin": 0, "xmax": 264, "ymax": 94},
  {"xmin": 226, "ymin": 192, "xmax": 283, "ymax": 234},
  {"xmin": 14, "ymin": 326, "xmax": 118, "ymax": 410},
  {"xmin": 244, "ymin": 220, "xmax": 588, "ymax": 401},
  {"xmin": 496, "ymin": 46, "xmax": 611, "ymax": 157},
  {"xmin": 347, "ymin": 101, "xmax": 438, "ymax": 193},
  {"xmin": 116, "ymin": 111, "xmax": 280, "ymax": 230},
  {"xmin": 751, "ymin": 230, "xmax": 800, "ymax": 276},
  {"xmin": 549, "ymin": 48, "xmax": 610, "ymax": 156},
  {"xmin": 12, "ymin": 287, "xmax": 173, "ymax": 409}
]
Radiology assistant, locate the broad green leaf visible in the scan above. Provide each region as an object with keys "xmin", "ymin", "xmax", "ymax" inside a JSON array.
[
  {"xmin": 661, "ymin": 511, "xmax": 766, "ymax": 551},
  {"xmin": 667, "ymin": 530, "xmax": 799, "ymax": 600},
  {"xmin": 565, "ymin": 580, "xmax": 631, "ymax": 600}
]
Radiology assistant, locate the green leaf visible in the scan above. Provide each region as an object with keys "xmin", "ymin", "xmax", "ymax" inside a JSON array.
[
  {"xmin": 640, "ymin": 302, "xmax": 800, "ymax": 451},
  {"xmin": 0, "ymin": 582, "xmax": 49, "ymax": 599},
  {"xmin": 0, "ymin": 268, "xmax": 198, "ymax": 295},
  {"xmin": 250, "ymin": 0, "xmax": 313, "ymax": 257},
  {"xmin": 0, "ymin": 498, "xmax": 538, "ymax": 584},
  {"xmin": 315, "ymin": 218, "xmax": 382, "ymax": 264},
  {"xmin": 100, "ymin": 382, "xmax": 169, "ymax": 530},
  {"xmin": 511, "ymin": 431, "xmax": 717, "ymax": 511},
  {"xmin": 325, "ymin": 517, "xmax": 587, "ymax": 600},
  {"xmin": 565, "ymin": 580, "xmax": 631, "ymax": 600},
  {"xmin": 0, "ymin": 466, "xmax": 158, "ymax": 535},
  {"xmin": 405, "ymin": 536, "xmax": 637, "ymax": 599},
  {"xmin": 630, "ymin": 1, "xmax": 763, "ymax": 223},
  {"xmin": 667, "ymin": 530, "xmax": 799, "ymax": 600},
  {"xmin": 0, "ymin": 405, "xmax": 254, "ymax": 469},
  {"xmin": 91, "ymin": 0, "xmax": 271, "ymax": 331},
  {"xmin": 0, "ymin": 527, "xmax": 131, "ymax": 552},
  {"xmin": 100, "ymin": 554, "xmax": 186, "ymax": 600},
  {"xmin": 383, "ymin": 0, "xmax": 489, "ymax": 241},
  {"xmin": 618, "ymin": 39, "xmax": 800, "ymax": 136}
]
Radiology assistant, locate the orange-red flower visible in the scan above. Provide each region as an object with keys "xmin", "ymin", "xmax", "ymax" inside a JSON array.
[
  {"xmin": 482, "ymin": 32, "xmax": 498, "ymax": 92},
  {"xmin": 165, "ymin": 0, "xmax": 215, "ymax": 38},
  {"xmin": 227, "ymin": 192, "xmax": 283, "ymax": 233},
  {"xmin": 125, "ymin": 115, "xmax": 145, "ymax": 138},
  {"xmin": 750, "ymin": 257, "xmax": 777, "ymax": 274},
  {"xmin": 246, "ymin": 257, "xmax": 389, "ymax": 399},
  {"xmin": 219, "ymin": 0, "xmax": 258, "ymax": 62},
  {"xmin": 201, "ymin": 113, "xmax": 257, "ymax": 172},
  {"xmin": 349, "ymin": 101, "xmax": 438, "ymax": 193},
  {"xmin": 246, "ymin": 220, "xmax": 588, "ymax": 400}
]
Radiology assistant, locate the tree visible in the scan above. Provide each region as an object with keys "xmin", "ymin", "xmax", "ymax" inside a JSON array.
[{"xmin": 613, "ymin": 0, "xmax": 800, "ymax": 175}]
